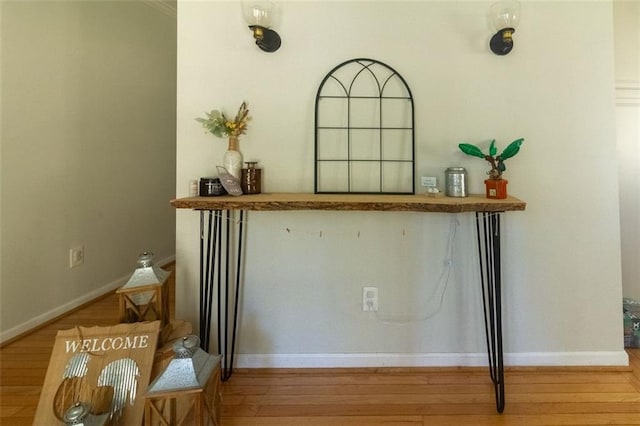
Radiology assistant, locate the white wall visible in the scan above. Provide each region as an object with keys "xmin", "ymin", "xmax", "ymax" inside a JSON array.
[
  {"xmin": 614, "ymin": 0, "xmax": 640, "ymax": 301},
  {"xmin": 0, "ymin": 1, "xmax": 177, "ymax": 341},
  {"xmin": 176, "ymin": 0, "xmax": 625, "ymax": 367}
]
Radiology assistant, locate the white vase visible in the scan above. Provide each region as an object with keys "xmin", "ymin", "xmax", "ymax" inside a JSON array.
[{"xmin": 223, "ymin": 136, "xmax": 242, "ymax": 180}]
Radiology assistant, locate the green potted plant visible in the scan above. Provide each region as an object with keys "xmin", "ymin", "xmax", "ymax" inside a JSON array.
[{"xmin": 458, "ymin": 138, "xmax": 524, "ymax": 199}]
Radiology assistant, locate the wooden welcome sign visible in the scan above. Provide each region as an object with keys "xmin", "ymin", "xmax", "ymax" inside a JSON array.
[{"xmin": 35, "ymin": 321, "xmax": 160, "ymax": 425}]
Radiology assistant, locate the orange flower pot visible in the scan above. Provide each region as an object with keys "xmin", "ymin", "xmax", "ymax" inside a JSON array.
[{"xmin": 485, "ymin": 179, "xmax": 508, "ymax": 199}]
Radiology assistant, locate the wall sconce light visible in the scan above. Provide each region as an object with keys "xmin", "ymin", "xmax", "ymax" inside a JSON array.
[
  {"xmin": 489, "ymin": 0, "xmax": 521, "ymax": 55},
  {"xmin": 241, "ymin": 0, "xmax": 281, "ymax": 53}
]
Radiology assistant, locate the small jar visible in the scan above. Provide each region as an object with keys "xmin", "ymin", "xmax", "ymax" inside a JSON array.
[
  {"xmin": 445, "ymin": 167, "xmax": 468, "ymax": 197},
  {"xmin": 199, "ymin": 177, "xmax": 226, "ymax": 196},
  {"xmin": 241, "ymin": 162, "xmax": 262, "ymax": 194},
  {"xmin": 189, "ymin": 180, "xmax": 198, "ymax": 197}
]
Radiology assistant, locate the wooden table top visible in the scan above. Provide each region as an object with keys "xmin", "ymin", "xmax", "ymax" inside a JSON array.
[{"xmin": 171, "ymin": 193, "xmax": 526, "ymax": 213}]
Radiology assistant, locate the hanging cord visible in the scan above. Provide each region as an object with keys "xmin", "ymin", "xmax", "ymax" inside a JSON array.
[{"xmin": 373, "ymin": 214, "xmax": 459, "ymax": 325}]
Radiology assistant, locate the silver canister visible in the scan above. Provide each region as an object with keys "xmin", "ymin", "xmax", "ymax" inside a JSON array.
[{"xmin": 445, "ymin": 167, "xmax": 468, "ymax": 197}]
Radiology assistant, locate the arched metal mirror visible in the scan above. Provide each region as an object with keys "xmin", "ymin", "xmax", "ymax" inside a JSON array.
[{"xmin": 314, "ymin": 58, "xmax": 415, "ymax": 194}]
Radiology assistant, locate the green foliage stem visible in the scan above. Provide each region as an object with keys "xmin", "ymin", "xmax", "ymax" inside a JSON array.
[{"xmin": 458, "ymin": 138, "xmax": 524, "ymax": 180}]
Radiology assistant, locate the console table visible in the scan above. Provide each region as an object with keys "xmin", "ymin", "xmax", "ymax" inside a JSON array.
[{"xmin": 171, "ymin": 192, "xmax": 526, "ymax": 413}]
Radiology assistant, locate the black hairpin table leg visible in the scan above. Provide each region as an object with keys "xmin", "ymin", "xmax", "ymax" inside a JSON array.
[
  {"xmin": 199, "ymin": 210, "xmax": 218, "ymax": 353},
  {"xmin": 476, "ymin": 211, "xmax": 505, "ymax": 413},
  {"xmin": 199, "ymin": 209, "xmax": 245, "ymax": 382}
]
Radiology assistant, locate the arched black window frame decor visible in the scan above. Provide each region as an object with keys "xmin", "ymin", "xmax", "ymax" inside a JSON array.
[{"xmin": 314, "ymin": 58, "xmax": 415, "ymax": 194}]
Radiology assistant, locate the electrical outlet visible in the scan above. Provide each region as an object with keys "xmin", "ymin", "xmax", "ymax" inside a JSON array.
[
  {"xmin": 69, "ymin": 245, "xmax": 84, "ymax": 268},
  {"xmin": 362, "ymin": 286, "xmax": 379, "ymax": 312},
  {"xmin": 421, "ymin": 176, "xmax": 437, "ymax": 188}
]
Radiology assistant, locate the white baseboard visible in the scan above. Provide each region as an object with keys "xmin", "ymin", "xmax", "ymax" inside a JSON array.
[
  {"xmin": 0, "ymin": 255, "xmax": 175, "ymax": 344},
  {"xmin": 234, "ymin": 350, "xmax": 629, "ymax": 369},
  {"xmin": 506, "ymin": 351, "xmax": 629, "ymax": 367}
]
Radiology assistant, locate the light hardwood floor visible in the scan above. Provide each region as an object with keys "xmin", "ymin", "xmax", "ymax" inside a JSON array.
[{"xmin": 1, "ymin": 265, "xmax": 639, "ymax": 425}]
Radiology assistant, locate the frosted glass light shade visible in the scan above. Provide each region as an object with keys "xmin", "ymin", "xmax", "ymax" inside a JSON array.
[
  {"xmin": 241, "ymin": 0, "xmax": 277, "ymax": 28},
  {"xmin": 490, "ymin": 0, "xmax": 521, "ymax": 32}
]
